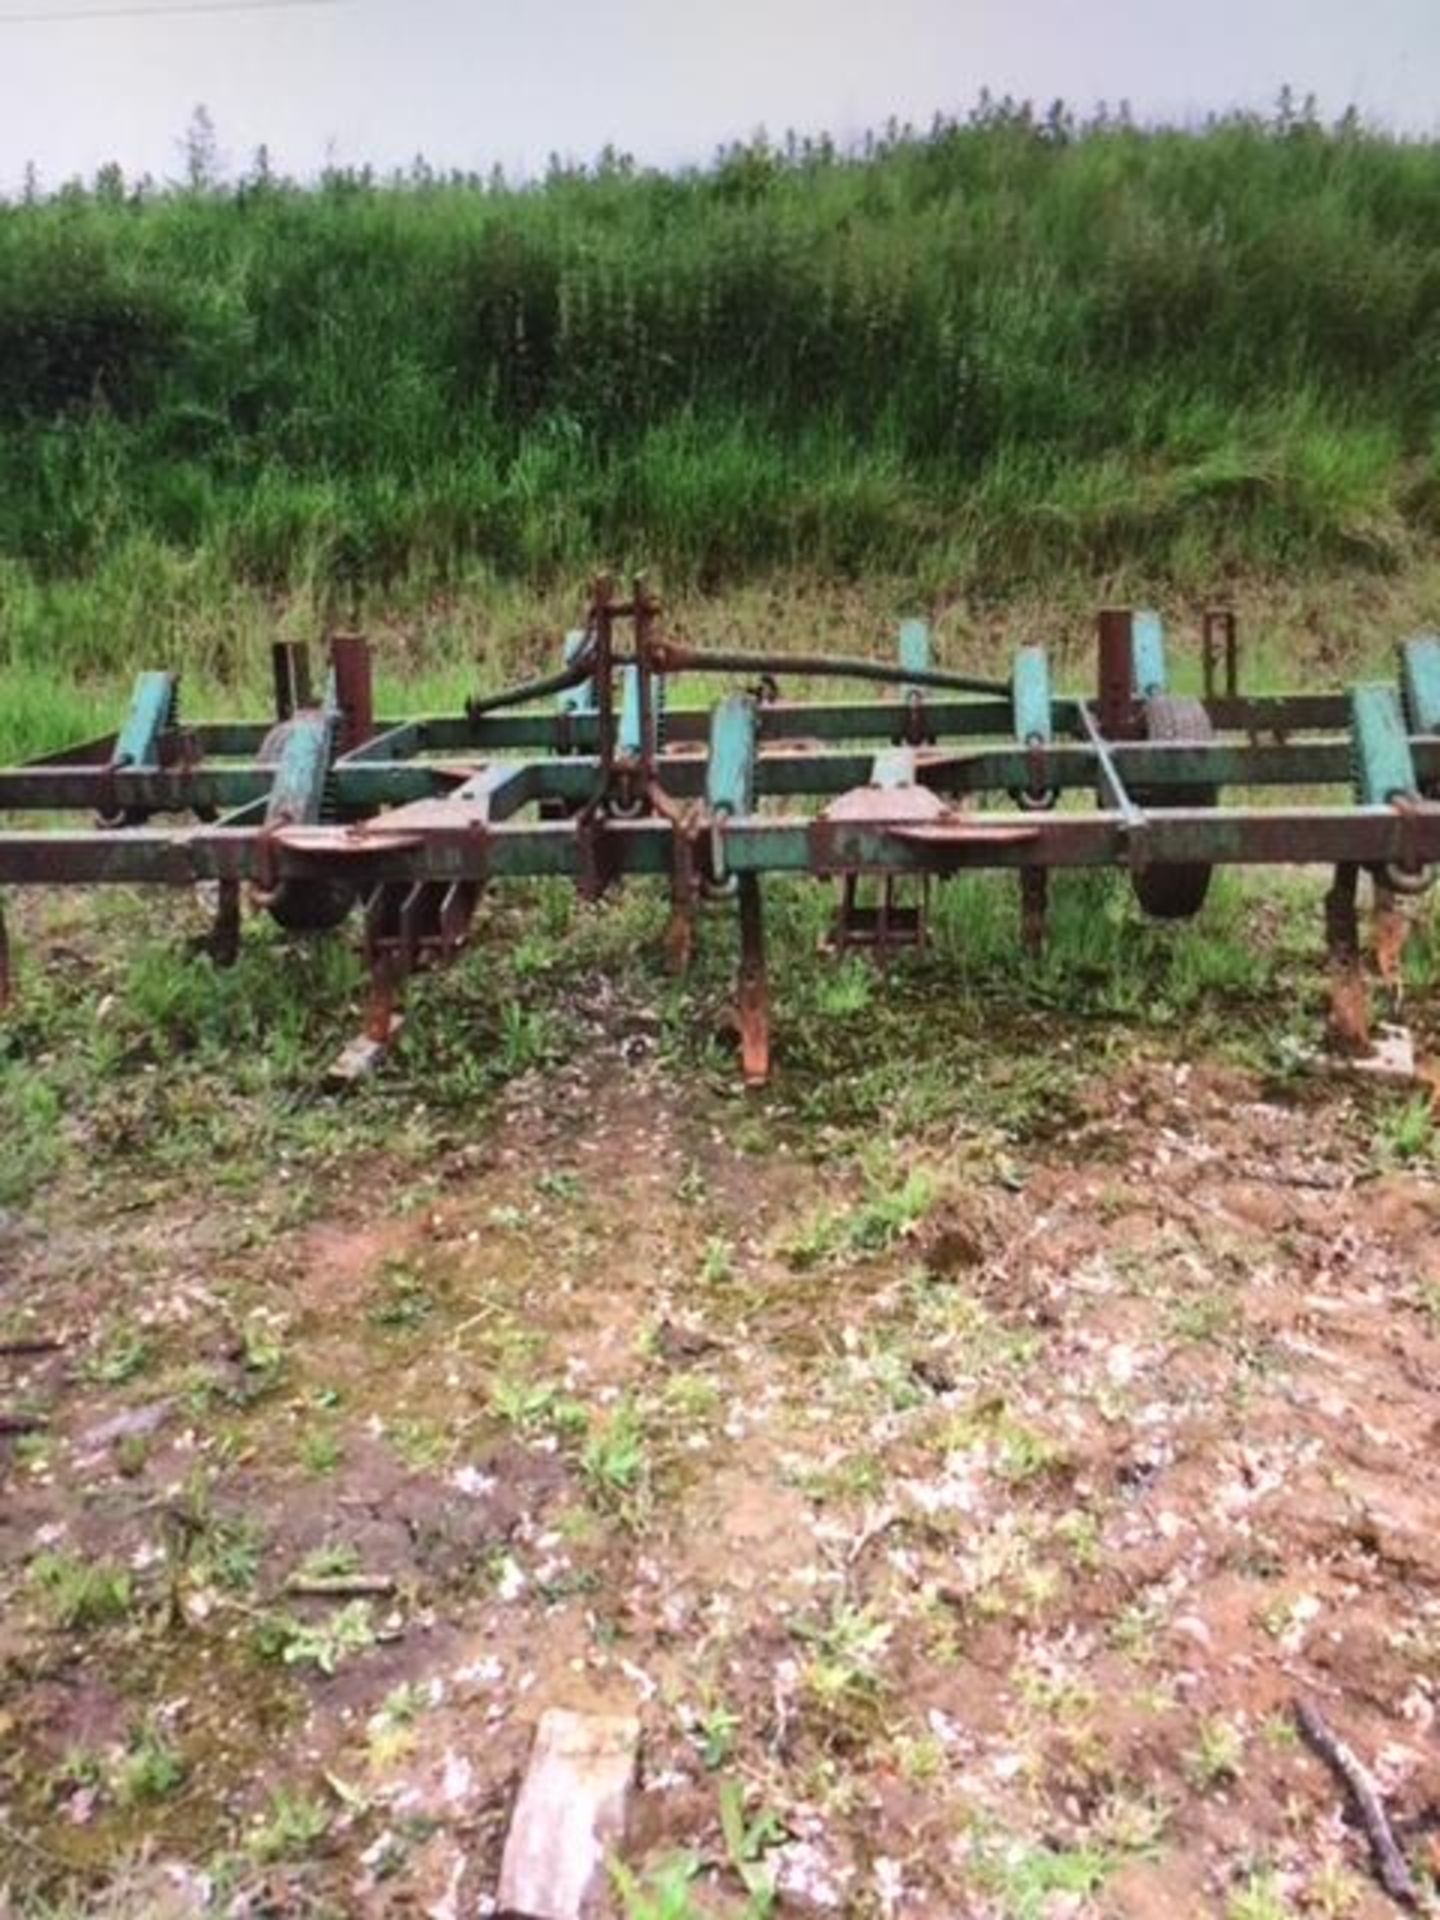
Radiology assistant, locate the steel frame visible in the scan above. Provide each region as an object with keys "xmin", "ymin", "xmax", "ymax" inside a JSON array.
[{"xmin": 2, "ymin": 583, "xmax": 1438, "ymax": 1082}]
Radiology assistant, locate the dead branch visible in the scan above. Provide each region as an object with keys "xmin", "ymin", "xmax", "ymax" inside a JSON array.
[{"xmin": 1295, "ymin": 1695, "xmax": 1418, "ymax": 1909}]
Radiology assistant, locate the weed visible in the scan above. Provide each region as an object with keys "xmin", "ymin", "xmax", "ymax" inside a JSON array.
[
  {"xmin": 497, "ymin": 1003, "xmax": 558, "ymax": 1076},
  {"xmin": 780, "ymin": 1204, "xmax": 846, "ymax": 1269},
  {"xmin": 1374, "ymin": 1093, "xmax": 1435, "ymax": 1167},
  {"xmin": 783, "ymin": 1167, "xmax": 935, "ymax": 1268},
  {"xmin": 893, "ymin": 1730, "xmax": 946, "ymax": 1782},
  {"xmin": 699, "ymin": 1236, "xmax": 735, "ymax": 1286},
  {"xmin": 718, "ymin": 1779, "xmax": 785, "ymax": 1917},
  {"xmin": 944, "ymin": 1402, "xmax": 1066, "ymax": 1484},
  {"xmin": 1014, "ymin": 1664, "xmax": 1098, "ymax": 1726},
  {"xmin": 1108, "ymin": 1593, "xmax": 1168, "ymax": 1664},
  {"xmin": 295, "ymin": 1542, "xmax": 362, "ymax": 1582},
  {"xmin": 814, "ymin": 957, "xmax": 874, "ymax": 1018},
  {"xmin": 491, "ymin": 1375, "xmax": 587, "ymax": 1439},
  {"xmin": 12, "ymin": 1430, "xmax": 51, "ymax": 1472},
  {"xmin": 367, "ymin": 1682, "xmax": 430, "ymax": 1767},
  {"xmin": 28, "ymin": 1552, "xmax": 132, "ymax": 1629},
  {"xmin": 845, "ymin": 1168, "xmax": 936, "ymax": 1255},
  {"xmin": 1167, "ymin": 1284, "xmax": 1240, "ymax": 1344},
  {"xmin": 582, "ymin": 1400, "xmax": 650, "ymax": 1509},
  {"xmin": 116, "ymin": 1720, "xmax": 186, "ymax": 1805},
  {"xmin": 794, "ymin": 1603, "xmax": 893, "ymax": 1739},
  {"xmin": 974, "ymin": 1834, "xmax": 1113, "ymax": 1920},
  {"xmin": 0, "ymin": 1062, "xmax": 64, "ymax": 1206},
  {"xmin": 1226, "ymin": 1871, "xmax": 1294, "ymax": 1920},
  {"xmin": 610, "ymin": 1852, "xmax": 705, "ymax": 1920},
  {"xmin": 83, "ymin": 1325, "xmax": 152, "ymax": 1386},
  {"xmin": 298, "ymin": 1427, "xmax": 342, "ymax": 1475},
  {"xmin": 1054, "ymin": 1507, "xmax": 1102, "ymax": 1571},
  {"xmin": 248, "ymin": 1786, "xmax": 331, "ymax": 1864},
  {"xmin": 378, "ymin": 1681, "xmax": 429, "ymax": 1723},
  {"xmin": 787, "ymin": 1449, "xmax": 886, "ymax": 1504},
  {"xmin": 693, "ymin": 1701, "xmax": 741, "ymax": 1771},
  {"xmin": 1092, "ymin": 1788, "xmax": 1169, "ymax": 1856},
  {"xmin": 195, "ymin": 1512, "xmax": 264, "ymax": 1593},
  {"xmin": 52, "ymin": 1746, "xmax": 105, "ymax": 1795},
  {"xmin": 1304, "ymin": 1861, "xmax": 1362, "ymax": 1917},
  {"xmin": 368, "ymin": 1259, "xmax": 436, "ymax": 1332},
  {"xmin": 389, "ymin": 1416, "xmax": 450, "ymax": 1469},
  {"xmin": 238, "ymin": 1316, "xmax": 286, "ymax": 1391},
  {"xmin": 660, "ymin": 1371, "xmax": 721, "ymax": 1423},
  {"xmin": 1260, "ymin": 1711, "xmax": 1301, "ymax": 1749},
  {"xmin": 1185, "ymin": 1714, "xmax": 1245, "ymax": 1789},
  {"xmin": 256, "ymin": 1601, "xmax": 377, "ymax": 1674},
  {"xmin": 535, "ymin": 1169, "xmax": 583, "ymax": 1202}
]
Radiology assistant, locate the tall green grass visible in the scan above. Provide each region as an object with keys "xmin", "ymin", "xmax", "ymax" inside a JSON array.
[{"xmin": 1, "ymin": 95, "xmax": 1439, "ymax": 685}]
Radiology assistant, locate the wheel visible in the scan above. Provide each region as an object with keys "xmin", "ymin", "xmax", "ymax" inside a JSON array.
[
  {"xmin": 1130, "ymin": 694, "xmax": 1217, "ymax": 921},
  {"xmin": 264, "ymin": 881, "xmax": 356, "ymax": 933}
]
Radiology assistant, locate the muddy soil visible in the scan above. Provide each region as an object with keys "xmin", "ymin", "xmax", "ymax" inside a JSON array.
[{"xmin": 3, "ymin": 1002, "xmax": 1440, "ymax": 1918}]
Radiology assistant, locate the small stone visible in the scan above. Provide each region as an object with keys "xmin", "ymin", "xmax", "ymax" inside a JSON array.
[
  {"xmin": 1340, "ymin": 1023, "xmax": 1418, "ymax": 1084},
  {"xmin": 1173, "ymin": 1613, "xmax": 1213, "ymax": 1650},
  {"xmin": 497, "ymin": 1708, "xmax": 640, "ymax": 1920},
  {"xmin": 78, "ymin": 1399, "xmax": 174, "ymax": 1451}
]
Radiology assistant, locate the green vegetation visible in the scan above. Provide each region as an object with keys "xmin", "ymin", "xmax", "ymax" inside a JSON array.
[
  {"xmin": 27, "ymin": 1552, "xmax": 133, "ymax": 1630},
  {"xmin": 975, "ymin": 1837, "xmax": 1115, "ymax": 1920},
  {"xmin": 1184, "ymin": 1714, "xmax": 1247, "ymax": 1790},
  {"xmin": 3, "ymin": 94, "xmax": 1439, "ymax": 710},
  {"xmin": 115, "ymin": 1721, "xmax": 186, "ymax": 1806},
  {"xmin": 255, "ymin": 1599, "xmax": 377, "ymax": 1673},
  {"xmin": 246, "ymin": 1785, "xmax": 331, "ymax": 1864},
  {"xmin": 0, "ymin": 856, "xmax": 1375, "ymax": 1224}
]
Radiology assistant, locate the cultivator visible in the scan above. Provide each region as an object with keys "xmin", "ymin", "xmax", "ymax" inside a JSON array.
[{"xmin": 1, "ymin": 582, "xmax": 1439, "ymax": 1083}]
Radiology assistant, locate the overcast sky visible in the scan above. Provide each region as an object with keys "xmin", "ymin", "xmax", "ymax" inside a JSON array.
[{"xmin": 2, "ymin": 0, "xmax": 1438, "ymax": 194}]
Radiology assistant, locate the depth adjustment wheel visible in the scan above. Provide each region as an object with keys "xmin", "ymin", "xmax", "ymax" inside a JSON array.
[{"xmin": 1130, "ymin": 694, "xmax": 1218, "ymax": 921}]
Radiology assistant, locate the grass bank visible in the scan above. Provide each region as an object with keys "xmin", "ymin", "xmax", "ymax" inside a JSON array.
[{"xmin": 1, "ymin": 96, "xmax": 1439, "ymax": 704}]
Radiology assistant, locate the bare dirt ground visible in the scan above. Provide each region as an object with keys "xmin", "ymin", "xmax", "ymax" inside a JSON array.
[{"xmin": 3, "ymin": 905, "xmax": 1440, "ymax": 1919}]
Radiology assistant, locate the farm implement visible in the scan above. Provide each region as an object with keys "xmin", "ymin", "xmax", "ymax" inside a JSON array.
[{"xmin": 1, "ymin": 582, "xmax": 1438, "ymax": 1083}]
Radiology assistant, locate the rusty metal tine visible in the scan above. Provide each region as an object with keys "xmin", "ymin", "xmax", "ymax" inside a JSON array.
[
  {"xmin": 1020, "ymin": 867, "xmax": 1049, "ymax": 956},
  {"xmin": 439, "ymin": 881, "xmax": 465, "ymax": 951},
  {"xmin": 1202, "ymin": 613, "xmax": 1218, "ymax": 703},
  {"xmin": 398, "ymin": 882, "xmax": 425, "ymax": 978},
  {"xmin": 331, "ymin": 633, "xmax": 374, "ymax": 754},
  {"xmin": 206, "ymin": 878, "xmax": 242, "ymax": 968},
  {"xmin": 1097, "ymin": 608, "xmax": 1138, "ymax": 739},
  {"xmin": 1325, "ymin": 862, "xmax": 1369, "ymax": 1053},
  {"xmin": 737, "ymin": 872, "xmax": 770, "ymax": 1087},
  {"xmin": 271, "ymin": 641, "xmax": 313, "ymax": 723},
  {"xmin": 1372, "ymin": 877, "xmax": 1411, "ymax": 1019}
]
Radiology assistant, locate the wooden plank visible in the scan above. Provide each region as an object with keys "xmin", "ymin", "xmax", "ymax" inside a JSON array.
[{"xmin": 497, "ymin": 1708, "xmax": 640, "ymax": 1920}]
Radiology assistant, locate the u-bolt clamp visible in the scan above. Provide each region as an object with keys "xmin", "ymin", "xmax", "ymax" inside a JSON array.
[
  {"xmin": 1381, "ymin": 794, "xmax": 1438, "ymax": 897},
  {"xmin": 705, "ymin": 813, "xmax": 739, "ymax": 898},
  {"xmin": 251, "ymin": 831, "xmax": 279, "ymax": 903},
  {"xmin": 1017, "ymin": 736, "xmax": 1059, "ymax": 812}
]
